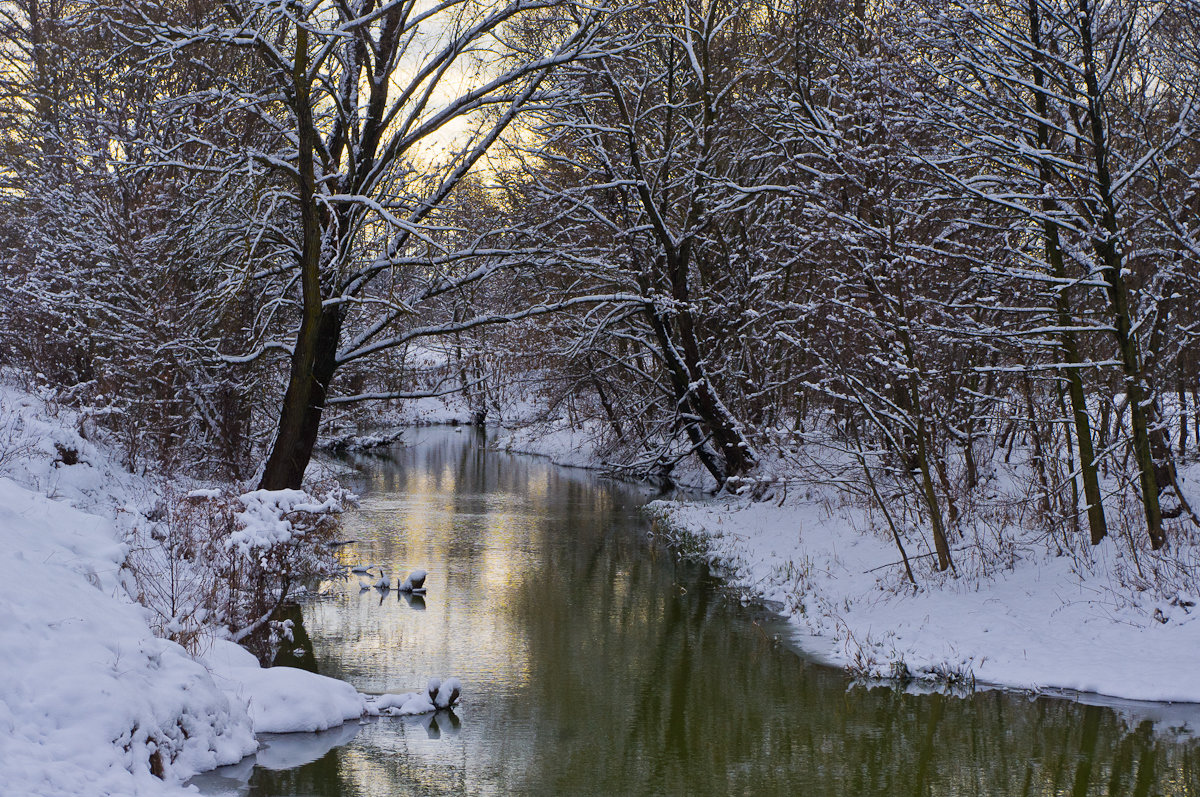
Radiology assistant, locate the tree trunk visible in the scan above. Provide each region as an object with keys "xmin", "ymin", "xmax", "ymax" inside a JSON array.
[
  {"xmin": 259, "ymin": 25, "xmax": 341, "ymax": 491},
  {"xmin": 259, "ymin": 308, "xmax": 343, "ymax": 490},
  {"xmin": 1055, "ymin": 379, "xmax": 1081, "ymax": 538},
  {"xmin": 916, "ymin": 411, "xmax": 953, "ymax": 573},
  {"xmin": 1022, "ymin": 371, "xmax": 1056, "ymax": 530},
  {"xmin": 1028, "ymin": 0, "xmax": 1107, "ymax": 545},
  {"xmin": 642, "ymin": 298, "xmax": 728, "ymax": 485},
  {"xmin": 675, "ymin": 307, "xmax": 757, "ymax": 479},
  {"xmin": 1193, "ymin": 384, "xmax": 1200, "ymax": 452},
  {"xmin": 1178, "ymin": 367, "xmax": 1188, "ymax": 459},
  {"xmin": 1077, "ymin": 0, "xmax": 1164, "ymax": 548}
]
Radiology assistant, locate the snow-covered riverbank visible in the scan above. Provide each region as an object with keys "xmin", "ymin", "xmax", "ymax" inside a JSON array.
[
  {"xmin": 0, "ymin": 475, "xmax": 257, "ymax": 795},
  {"xmin": 0, "ymin": 385, "xmax": 254, "ymax": 794},
  {"xmin": 0, "ymin": 383, "xmax": 452, "ymax": 795},
  {"xmin": 647, "ymin": 485, "xmax": 1200, "ymax": 705},
  {"xmin": 11, "ymin": 355, "xmax": 1191, "ymax": 795}
]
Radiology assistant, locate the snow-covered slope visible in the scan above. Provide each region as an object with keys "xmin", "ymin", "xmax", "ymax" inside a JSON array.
[
  {"xmin": 0, "ymin": 475, "xmax": 258, "ymax": 796},
  {"xmin": 0, "ymin": 379, "xmax": 471, "ymax": 794},
  {"xmin": 0, "ymin": 382, "xmax": 357, "ymax": 794},
  {"xmin": 0, "ymin": 382, "xmax": 257, "ymax": 794}
]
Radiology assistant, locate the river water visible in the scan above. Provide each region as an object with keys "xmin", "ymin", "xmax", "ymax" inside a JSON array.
[{"xmin": 193, "ymin": 427, "xmax": 1200, "ymax": 796}]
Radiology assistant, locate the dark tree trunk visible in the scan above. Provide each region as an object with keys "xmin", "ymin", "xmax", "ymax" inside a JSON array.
[
  {"xmin": 259, "ymin": 308, "xmax": 344, "ymax": 490},
  {"xmin": 1078, "ymin": 0, "xmax": 1165, "ymax": 548},
  {"xmin": 916, "ymin": 410, "xmax": 954, "ymax": 573},
  {"xmin": 1028, "ymin": 0, "xmax": 1107, "ymax": 545},
  {"xmin": 642, "ymin": 298, "xmax": 728, "ymax": 485},
  {"xmin": 258, "ymin": 25, "xmax": 343, "ymax": 491}
]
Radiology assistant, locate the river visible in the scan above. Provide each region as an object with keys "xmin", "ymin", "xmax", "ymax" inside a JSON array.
[{"xmin": 191, "ymin": 426, "xmax": 1200, "ymax": 796}]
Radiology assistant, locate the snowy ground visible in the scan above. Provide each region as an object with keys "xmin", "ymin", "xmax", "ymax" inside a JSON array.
[
  {"xmin": 492, "ymin": 415, "xmax": 605, "ymax": 469},
  {"xmin": 0, "ymin": 381, "xmax": 454, "ymax": 795},
  {"xmin": 0, "ymin": 475, "xmax": 257, "ymax": 795},
  {"xmin": 12, "ymin": 357, "xmax": 1188, "ymax": 796},
  {"xmin": 0, "ymin": 383, "xmax": 254, "ymax": 795},
  {"xmin": 487, "ymin": 398, "xmax": 707, "ymax": 485},
  {"xmin": 647, "ymin": 480, "xmax": 1200, "ymax": 705}
]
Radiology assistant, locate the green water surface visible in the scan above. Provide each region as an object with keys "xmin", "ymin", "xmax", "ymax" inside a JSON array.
[{"xmin": 192, "ymin": 427, "xmax": 1200, "ymax": 796}]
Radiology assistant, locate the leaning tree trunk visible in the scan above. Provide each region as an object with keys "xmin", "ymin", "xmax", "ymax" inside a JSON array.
[
  {"xmin": 674, "ymin": 302, "xmax": 758, "ymax": 479},
  {"xmin": 916, "ymin": 407, "xmax": 954, "ymax": 573},
  {"xmin": 259, "ymin": 308, "xmax": 344, "ymax": 490},
  {"xmin": 259, "ymin": 26, "xmax": 341, "ymax": 491},
  {"xmin": 636, "ymin": 246, "xmax": 757, "ymax": 486},
  {"xmin": 642, "ymin": 295, "xmax": 729, "ymax": 485}
]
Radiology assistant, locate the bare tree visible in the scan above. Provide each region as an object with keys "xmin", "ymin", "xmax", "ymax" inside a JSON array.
[
  {"xmin": 119, "ymin": 0, "xmax": 611, "ymax": 488},
  {"xmin": 513, "ymin": 0, "xmax": 764, "ymax": 487},
  {"xmin": 905, "ymin": 0, "xmax": 1200, "ymax": 549}
]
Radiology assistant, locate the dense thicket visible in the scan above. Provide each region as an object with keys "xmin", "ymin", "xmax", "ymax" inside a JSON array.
[
  {"xmin": 0, "ymin": 0, "xmax": 608, "ymax": 483},
  {"xmin": 0, "ymin": 0, "xmax": 271, "ymax": 477},
  {"xmin": 497, "ymin": 0, "xmax": 1200, "ymax": 570},
  {"xmin": 3, "ymin": 0, "xmax": 1199, "ymax": 578}
]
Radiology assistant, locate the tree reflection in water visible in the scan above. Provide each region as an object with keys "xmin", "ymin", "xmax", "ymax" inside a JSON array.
[{"xmin": 193, "ymin": 428, "xmax": 1200, "ymax": 797}]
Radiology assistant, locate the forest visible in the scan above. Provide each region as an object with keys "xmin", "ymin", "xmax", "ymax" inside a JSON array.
[
  {"xmin": 3, "ymin": 0, "xmax": 1199, "ymax": 578},
  {"xmin": 6, "ymin": 1, "xmax": 1200, "ymax": 793}
]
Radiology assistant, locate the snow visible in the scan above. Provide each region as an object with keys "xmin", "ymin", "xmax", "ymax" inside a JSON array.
[
  {"xmin": 0, "ymin": 383, "xmax": 261, "ymax": 795},
  {"xmin": 399, "ymin": 568, "xmax": 427, "ymax": 592},
  {"xmin": 493, "ymin": 416, "xmax": 605, "ymax": 469},
  {"xmin": 200, "ymin": 640, "xmax": 366, "ymax": 734},
  {"xmin": 328, "ymin": 393, "xmax": 476, "ymax": 434},
  {"xmin": 434, "ymin": 677, "xmax": 461, "ymax": 709},
  {"xmin": 185, "ymin": 724, "xmax": 364, "ymax": 795},
  {"xmin": 0, "ymin": 476, "xmax": 257, "ymax": 796},
  {"xmin": 227, "ymin": 488, "xmax": 346, "ymax": 555},
  {"xmin": 363, "ymin": 677, "xmax": 461, "ymax": 716},
  {"xmin": 365, "ymin": 691, "xmax": 436, "ymax": 716},
  {"xmin": 392, "ymin": 395, "xmax": 477, "ymax": 425},
  {"xmin": 0, "ymin": 380, "xmax": 436, "ymax": 794},
  {"xmin": 648, "ymin": 489, "xmax": 1200, "ymax": 704},
  {"xmin": 187, "ymin": 488, "xmax": 223, "ymax": 500},
  {"xmin": 490, "ymin": 405, "xmax": 716, "ymax": 490}
]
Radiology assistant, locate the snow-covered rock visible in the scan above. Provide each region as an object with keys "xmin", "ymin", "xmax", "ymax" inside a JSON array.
[
  {"xmin": 363, "ymin": 676, "xmax": 461, "ymax": 717},
  {"xmin": 399, "ymin": 568, "xmax": 427, "ymax": 592},
  {"xmin": 365, "ymin": 691, "xmax": 437, "ymax": 716}
]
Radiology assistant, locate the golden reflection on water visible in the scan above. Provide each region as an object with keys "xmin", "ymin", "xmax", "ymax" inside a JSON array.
[{"xmin": 328, "ymin": 443, "xmax": 549, "ymax": 698}]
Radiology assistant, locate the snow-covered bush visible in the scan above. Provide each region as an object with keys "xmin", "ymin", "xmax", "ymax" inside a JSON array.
[{"xmin": 127, "ymin": 483, "xmax": 350, "ymax": 656}]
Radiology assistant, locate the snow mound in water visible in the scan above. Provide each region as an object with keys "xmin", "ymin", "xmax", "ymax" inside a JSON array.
[
  {"xmin": 200, "ymin": 639, "xmax": 366, "ymax": 733},
  {"xmin": 364, "ymin": 676, "xmax": 462, "ymax": 716}
]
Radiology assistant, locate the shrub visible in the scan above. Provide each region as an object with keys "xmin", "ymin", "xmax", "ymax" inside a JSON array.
[{"xmin": 126, "ymin": 482, "xmax": 350, "ymax": 656}]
